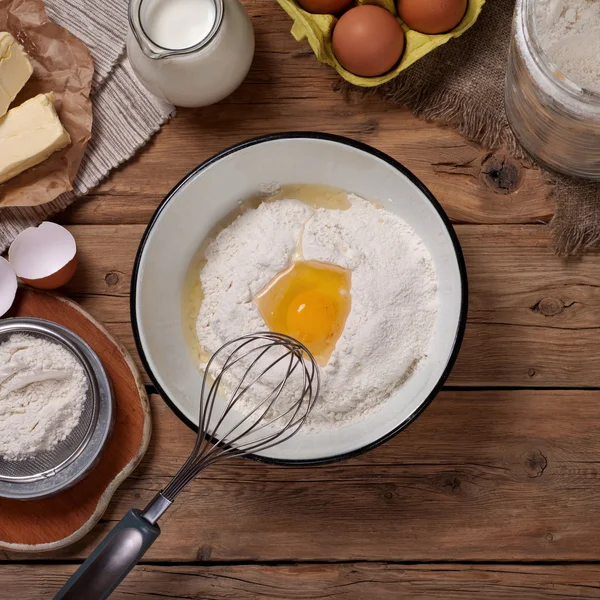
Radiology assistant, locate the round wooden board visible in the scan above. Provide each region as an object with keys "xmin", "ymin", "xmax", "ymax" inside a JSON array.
[{"xmin": 0, "ymin": 287, "xmax": 151, "ymax": 552}]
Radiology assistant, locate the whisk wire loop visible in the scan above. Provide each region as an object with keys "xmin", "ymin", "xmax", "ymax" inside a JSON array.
[
  {"xmin": 160, "ymin": 332, "xmax": 319, "ymax": 502},
  {"xmin": 53, "ymin": 333, "xmax": 320, "ymax": 600}
]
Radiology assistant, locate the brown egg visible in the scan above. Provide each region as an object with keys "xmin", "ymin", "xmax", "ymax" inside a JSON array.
[
  {"xmin": 332, "ymin": 5, "xmax": 405, "ymax": 77},
  {"xmin": 397, "ymin": 0, "xmax": 467, "ymax": 34},
  {"xmin": 297, "ymin": 0, "xmax": 353, "ymax": 14}
]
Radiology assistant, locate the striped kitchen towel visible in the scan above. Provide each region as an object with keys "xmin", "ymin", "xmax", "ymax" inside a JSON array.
[{"xmin": 0, "ymin": 0, "xmax": 175, "ymax": 250}]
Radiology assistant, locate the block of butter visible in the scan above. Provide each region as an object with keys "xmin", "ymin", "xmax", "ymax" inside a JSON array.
[
  {"xmin": 0, "ymin": 92, "xmax": 71, "ymax": 185},
  {"xmin": 0, "ymin": 32, "xmax": 33, "ymax": 117}
]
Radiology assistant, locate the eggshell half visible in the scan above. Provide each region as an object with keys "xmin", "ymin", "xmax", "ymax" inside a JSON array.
[
  {"xmin": 0, "ymin": 257, "xmax": 18, "ymax": 317},
  {"xmin": 9, "ymin": 222, "xmax": 78, "ymax": 290}
]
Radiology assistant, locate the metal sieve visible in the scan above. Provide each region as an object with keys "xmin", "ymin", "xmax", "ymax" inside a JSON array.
[{"xmin": 0, "ymin": 318, "xmax": 114, "ymax": 500}]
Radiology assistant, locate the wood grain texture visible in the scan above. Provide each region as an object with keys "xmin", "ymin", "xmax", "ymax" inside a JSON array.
[
  {"xmin": 0, "ymin": 289, "xmax": 151, "ymax": 551},
  {"xmin": 61, "ymin": 223, "xmax": 600, "ymax": 387},
  {"xmin": 56, "ymin": 0, "xmax": 553, "ymax": 228},
  {"xmin": 5, "ymin": 563, "xmax": 600, "ymax": 599},
  {"xmin": 60, "ymin": 144, "xmax": 552, "ymax": 227},
  {"xmin": 5, "ymin": 390, "xmax": 600, "ymax": 562},
  {"xmin": 1, "ymin": 0, "xmax": 595, "ymax": 591}
]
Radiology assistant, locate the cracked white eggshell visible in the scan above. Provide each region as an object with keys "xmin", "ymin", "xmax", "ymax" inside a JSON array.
[
  {"xmin": 9, "ymin": 222, "xmax": 78, "ymax": 289},
  {"xmin": 0, "ymin": 257, "xmax": 17, "ymax": 316}
]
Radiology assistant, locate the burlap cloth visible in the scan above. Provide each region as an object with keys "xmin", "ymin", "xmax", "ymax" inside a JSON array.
[{"xmin": 339, "ymin": 0, "xmax": 599, "ymax": 255}]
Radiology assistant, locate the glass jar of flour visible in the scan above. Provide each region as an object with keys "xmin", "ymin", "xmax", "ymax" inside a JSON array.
[
  {"xmin": 505, "ymin": 0, "xmax": 600, "ymax": 179},
  {"xmin": 127, "ymin": 0, "xmax": 255, "ymax": 107}
]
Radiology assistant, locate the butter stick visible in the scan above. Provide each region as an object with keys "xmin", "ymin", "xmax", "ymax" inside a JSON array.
[
  {"xmin": 0, "ymin": 92, "xmax": 71, "ymax": 185},
  {"xmin": 0, "ymin": 32, "xmax": 33, "ymax": 117}
]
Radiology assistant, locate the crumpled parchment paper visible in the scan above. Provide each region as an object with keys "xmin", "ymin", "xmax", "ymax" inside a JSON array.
[{"xmin": 0, "ymin": 0, "xmax": 94, "ymax": 208}]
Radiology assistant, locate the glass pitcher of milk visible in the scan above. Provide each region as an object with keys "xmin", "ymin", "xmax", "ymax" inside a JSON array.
[{"xmin": 127, "ymin": 0, "xmax": 255, "ymax": 107}]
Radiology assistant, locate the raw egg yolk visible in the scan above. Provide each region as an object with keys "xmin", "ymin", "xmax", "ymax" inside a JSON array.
[{"xmin": 254, "ymin": 261, "xmax": 351, "ymax": 366}]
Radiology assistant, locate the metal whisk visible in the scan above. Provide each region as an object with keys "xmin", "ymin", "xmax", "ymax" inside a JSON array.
[{"xmin": 55, "ymin": 332, "xmax": 319, "ymax": 600}]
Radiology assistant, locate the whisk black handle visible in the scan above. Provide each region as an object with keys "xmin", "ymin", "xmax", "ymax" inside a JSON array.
[{"xmin": 53, "ymin": 509, "xmax": 160, "ymax": 600}]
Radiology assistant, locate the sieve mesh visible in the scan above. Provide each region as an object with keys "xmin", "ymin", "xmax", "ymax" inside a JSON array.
[{"xmin": 0, "ymin": 329, "xmax": 99, "ymax": 482}]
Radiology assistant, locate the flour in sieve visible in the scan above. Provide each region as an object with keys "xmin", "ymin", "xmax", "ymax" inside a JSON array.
[
  {"xmin": 196, "ymin": 195, "xmax": 438, "ymax": 430},
  {"xmin": 0, "ymin": 334, "xmax": 88, "ymax": 460}
]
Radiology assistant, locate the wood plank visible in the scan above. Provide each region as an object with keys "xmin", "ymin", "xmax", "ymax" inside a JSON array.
[
  {"xmin": 56, "ymin": 0, "xmax": 552, "ymax": 227},
  {"xmin": 64, "ymin": 223, "xmax": 600, "ymax": 387},
  {"xmin": 59, "ymin": 134, "xmax": 552, "ymax": 227},
  {"xmin": 0, "ymin": 290, "xmax": 150, "ymax": 551},
  {"xmin": 5, "ymin": 390, "xmax": 600, "ymax": 562},
  {"xmin": 5, "ymin": 563, "xmax": 600, "ymax": 600}
]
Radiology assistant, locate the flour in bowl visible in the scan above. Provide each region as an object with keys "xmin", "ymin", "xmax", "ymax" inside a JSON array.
[
  {"xmin": 196, "ymin": 194, "xmax": 438, "ymax": 430},
  {"xmin": 535, "ymin": 0, "xmax": 600, "ymax": 93}
]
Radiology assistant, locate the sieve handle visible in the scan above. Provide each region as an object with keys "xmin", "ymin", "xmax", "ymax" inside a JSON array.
[{"xmin": 53, "ymin": 509, "xmax": 160, "ymax": 600}]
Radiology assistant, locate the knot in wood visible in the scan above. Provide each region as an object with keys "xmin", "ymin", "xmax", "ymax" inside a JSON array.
[
  {"xmin": 481, "ymin": 154, "xmax": 522, "ymax": 195},
  {"xmin": 354, "ymin": 118, "xmax": 380, "ymax": 136},
  {"xmin": 443, "ymin": 477, "xmax": 461, "ymax": 492},
  {"xmin": 523, "ymin": 449, "xmax": 547, "ymax": 478},
  {"xmin": 197, "ymin": 545, "xmax": 213, "ymax": 561},
  {"xmin": 434, "ymin": 474, "xmax": 462, "ymax": 494},
  {"xmin": 105, "ymin": 271, "xmax": 119, "ymax": 286},
  {"xmin": 532, "ymin": 297, "xmax": 564, "ymax": 317}
]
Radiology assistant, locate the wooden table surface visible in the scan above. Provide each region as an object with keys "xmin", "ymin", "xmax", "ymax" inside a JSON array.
[{"xmin": 5, "ymin": 1, "xmax": 600, "ymax": 598}]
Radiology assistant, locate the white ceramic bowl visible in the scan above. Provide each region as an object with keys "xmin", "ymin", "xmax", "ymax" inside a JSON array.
[{"xmin": 132, "ymin": 133, "xmax": 467, "ymax": 464}]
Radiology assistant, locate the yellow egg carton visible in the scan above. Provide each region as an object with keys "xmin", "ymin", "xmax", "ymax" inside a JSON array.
[{"xmin": 276, "ymin": 0, "xmax": 486, "ymax": 87}]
